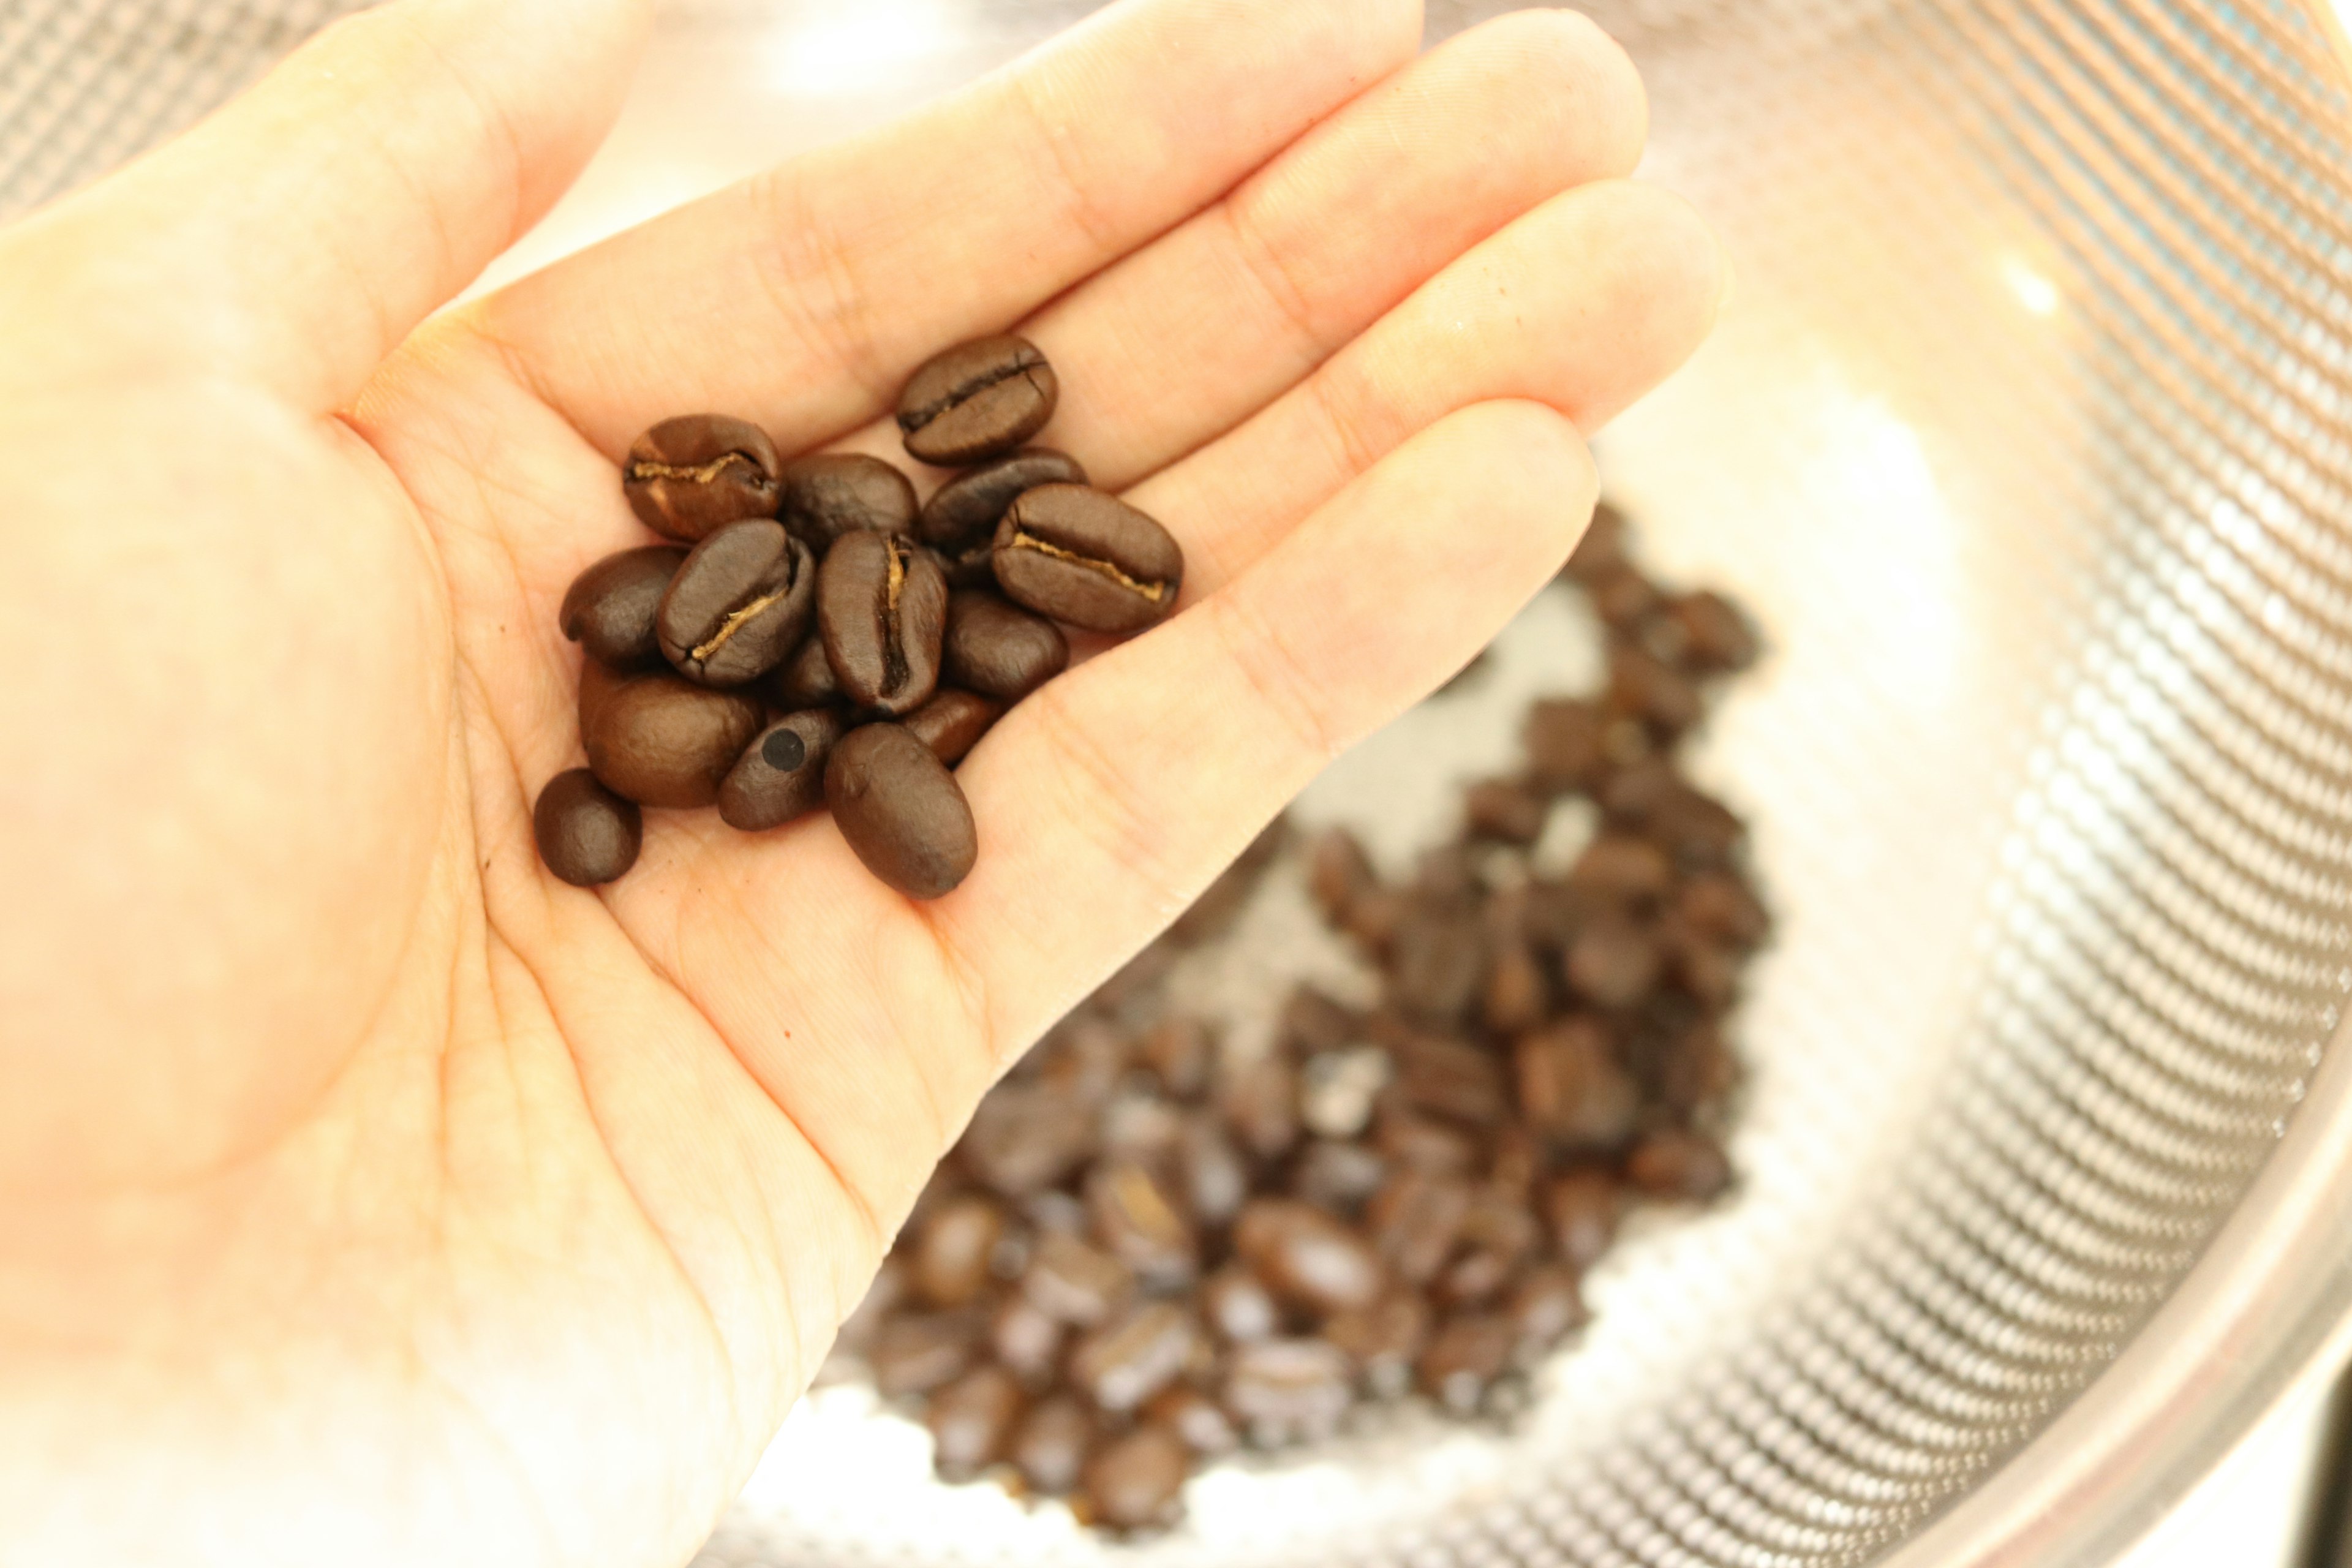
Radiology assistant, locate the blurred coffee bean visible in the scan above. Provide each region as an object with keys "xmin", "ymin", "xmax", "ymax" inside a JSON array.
[
  {"xmin": 1281, "ymin": 987, "xmax": 1365, "ymax": 1056},
  {"xmin": 1233, "ymin": 1199, "xmax": 1384, "ymax": 1317},
  {"xmin": 991, "ymin": 1295, "xmax": 1065, "ymax": 1389},
  {"xmin": 899, "ymin": 335, "xmax": 1058, "ymax": 467},
  {"xmin": 1201, "ymin": 1265, "xmax": 1282, "ymax": 1344},
  {"xmin": 1419, "ymin": 1313, "xmax": 1515, "ymax": 1414},
  {"xmin": 1677, "ymin": 872, "xmax": 1770, "ymax": 946},
  {"xmin": 1306, "ymin": 828, "xmax": 1379, "ymax": 927},
  {"xmin": 1509, "ymin": 1264, "xmax": 1588, "ymax": 1361},
  {"xmin": 1220, "ymin": 1054, "xmax": 1299, "ymax": 1162},
  {"xmin": 1023, "ymin": 1231, "xmax": 1136, "ymax": 1327},
  {"xmin": 1366, "ymin": 1169, "xmax": 1471, "ymax": 1286},
  {"xmin": 1563, "ymin": 500, "xmax": 1630, "ymax": 581},
  {"xmin": 912, "ymin": 1193, "xmax": 1007, "ymax": 1309},
  {"xmin": 1665, "ymin": 590, "xmax": 1760, "ymax": 673},
  {"xmin": 1012, "ymin": 1396, "xmax": 1094, "ymax": 1496},
  {"xmin": 1324, "ymin": 1292, "xmax": 1430, "ymax": 1398},
  {"xmin": 1069, "ymin": 1302, "xmax": 1199, "ymax": 1413},
  {"xmin": 1087, "ymin": 1162, "xmax": 1197, "ymax": 1287},
  {"xmin": 1139, "ymin": 1017, "xmax": 1212, "ymax": 1098},
  {"xmin": 1437, "ymin": 1189, "xmax": 1540, "ymax": 1307},
  {"xmin": 1222, "ymin": 1338, "xmax": 1355, "ymax": 1445},
  {"xmin": 1626, "ymin": 1129, "xmax": 1733, "ymax": 1201},
  {"xmin": 1300, "ymin": 1047, "xmax": 1390, "ymax": 1140},
  {"xmin": 1544, "ymin": 1169, "xmax": 1623, "ymax": 1270},
  {"xmin": 1464, "ymin": 778, "xmax": 1548, "ymax": 844},
  {"xmin": 1570, "ymin": 835, "xmax": 1675, "ymax": 903},
  {"xmin": 1147, "ymin": 1385, "xmax": 1239, "ymax": 1455},
  {"xmin": 873, "ymin": 1312, "xmax": 979, "ymax": 1399},
  {"xmin": 624, "ymin": 414, "xmax": 780, "ymax": 541},
  {"xmin": 1291, "ymin": 1139, "xmax": 1389, "ymax": 1213},
  {"xmin": 777, "ymin": 452, "xmax": 916, "ymax": 552},
  {"xmin": 1178, "ymin": 1115, "xmax": 1250, "ymax": 1227},
  {"xmin": 1591, "ymin": 568, "xmax": 1661, "ymax": 628},
  {"xmin": 560, "ymin": 545, "xmax": 686, "ymax": 669},
  {"xmin": 963, "ymin": 1085, "xmax": 1095, "ymax": 1197},
  {"xmin": 1565, "ymin": 917, "xmax": 1665, "ymax": 1009},
  {"xmin": 1525, "ymin": 699, "xmax": 1607, "ymax": 791},
  {"xmin": 1389, "ymin": 909, "xmax": 1488, "ymax": 1022},
  {"xmin": 1393, "ymin": 1035, "xmax": 1507, "ymax": 1125},
  {"xmin": 1078, "ymin": 1424, "xmax": 1186, "ymax": 1532},
  {"xmin": 927, "ymin": 1365, "xmax": 1025, "ymax": 1480},
  {"xmin": 1373, "ymin": 1109, "xmax": 1476, "ymax": 1174},
  {"xmin": 1515, "ymin": 1019, "xmax": 1640, "ymax": 1147}
]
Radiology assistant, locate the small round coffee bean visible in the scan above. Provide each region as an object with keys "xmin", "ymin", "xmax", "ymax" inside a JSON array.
[
  {"xmin": 717, "ymin": 709, "xmax": 845, "ymax": 831},
  {"xmin": 656, "ymin": 520, "xmax": 815, "ymax": 687},
  {"xmin": 993, "ymin": 484, "xmax": 1182, "ymax": 633},
  {"xmin": 622, "ymin": 414, "xmax": 781, "ymax": 541},
  {"xmin": 818, "ymin": 532, "xmax": 949, "ymax": 715},
  {"xmin": 533, "ymin": 769, "xmax": 642, "ymax": 886},
  {"xmin": 764, "ymin": 635, "xmax": 842, "ymax": 709},
  {"xmin": 901, "ymin": 688, "xmax": 1003, "ymax": 766},
  {"xmin": 777, "ymin": 452, "xmax": 917, "ymax": 552},
  {"xmin": 559, "ymin": 545, "xmax": 685, "ymax": 669},
  {"xmin": 918, "ymin": 447, "xmax": 1088, "ymax": 576},
  {"xmin": 897, "ymin": 334, "xmax": 1057, "ymax": 466},
  {"xmin": 824, "ymin": 723, "xmax": 978, "ymax": 899},
  {"xmin": 582, "ymin": 671, "xmax": 764, "ymax": 809},
  {"xmin": 1078, "ymin": 1425, "xmax": 1187, "ymax": 1532},
  {"xmin": 941, "ymin": 589, "xmax": 1068, "ymax": 701}
]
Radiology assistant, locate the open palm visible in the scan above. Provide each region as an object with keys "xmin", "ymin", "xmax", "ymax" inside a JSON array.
[{"xmin": 0, "ymin": 0, "xmax": 1721, "ymax": 1562}]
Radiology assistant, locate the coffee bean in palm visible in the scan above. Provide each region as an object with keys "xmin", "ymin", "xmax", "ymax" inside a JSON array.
[
  {"xmin": 902, "ymin": 688, "xmax": 1003, "ymax": 766},
  {"xmin": 1221, "ymin": 1338, "xmax": 1354, "ymax": 1444},
  {"xmin": 656, "ymin": 520, "xmax": 815, "ymax": 687},
  {"xmin": 824, "ymin": 723, "xmax": 976, "ymax": 899},
  {"xmin": 941, "ymin": 589, "xmax": 1068, "ymax": 701},
  {"xmin": 577, "ymin": 654, "xmax": 628, "ymax": 736},
  {"xmin": 1012, "ymin": 1396, "xmax": 1094, "ymax": 1495},
  {"xmin": 764, "ymin": 635, "xmax": 842, "ymax": 709},
  {"xmin": 925, "ymin": 1365, "xmax": 1025, "ymax": 1480},
  {"xmin": 818, "ymin": 532, "xmax": 948, "ymax": 715},
  {"xmin": 993, "ymin": 485, "xmax": 1182, "ymax": 633},
  {"xmin": 1233, "ymin": 1199, "xmax": 1384, "ymax": 1317},
  {"xmin": 777, "ymin": 452, "xmax": 918, "ymax": 552},
  {"xmin": 898, "ymin": 334, "xmax": 1058, "ymax": 466},
  {"xmin": 623, "ymin": 414, "xmax": 782, "ymax": 541},
  {"xmin": 583, "ymin": 671, "xmax": 764, "ymax": 809},
  {"xmin": 919, "ymin": 447, "xmax": 1088, "ymax": 579},
  {"xmin": 1079, "ymin": 1425, "xmax": 1186, "ymax": 1532},
  {"xmin": 717, "ymin": 709, "xmax": 844, "ymax": 832},
  {"xmin": 559, "ymin": 545, "xmax": 685, "ymax": 668},
  {"xmin": 533, "ymin": 769, "xmax": 643, "ymax": 886}
]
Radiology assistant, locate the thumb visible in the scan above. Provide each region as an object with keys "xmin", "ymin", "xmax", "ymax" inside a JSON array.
[{"xmin": 6, "ymin": 0, "xmax": 649, "ymax": 412}]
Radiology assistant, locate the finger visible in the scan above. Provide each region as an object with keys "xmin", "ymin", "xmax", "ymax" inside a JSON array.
[
  {"xmin": 6, "ymin": 0, "xmax": 649, "ymax": 412},
  {"xmin": 937, "ymin": 399, "xmax": 1598, "ymax": 1041},
  {"xmin": 468, "ymin": 0, "xmax": 1425, "ymax": 456},
  {"xmin": 1139, "ymin": 178, "xmax": 1727, "ymax": 596}
]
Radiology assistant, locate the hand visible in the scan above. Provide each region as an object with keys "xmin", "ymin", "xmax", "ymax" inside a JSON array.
[{"xmin": 0, "ymin": 0, "xmax": 1722, "ymax": 1561}]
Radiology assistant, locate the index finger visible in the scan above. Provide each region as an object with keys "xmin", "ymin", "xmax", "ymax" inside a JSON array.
[{"xmin": 465, "ymin": 0, "xmax": 1425, "ymax": 458}]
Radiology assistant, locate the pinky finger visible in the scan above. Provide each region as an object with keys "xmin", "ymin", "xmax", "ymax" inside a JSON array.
[{"xmin": 934, "ymin": 399, "xmax": 1597, "ymax": 1057}]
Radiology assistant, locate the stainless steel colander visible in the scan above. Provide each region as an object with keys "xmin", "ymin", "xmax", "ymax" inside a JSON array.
[{"xmin": 10, "ymin": 1, "xmax": 2352, "ymax": 1564}]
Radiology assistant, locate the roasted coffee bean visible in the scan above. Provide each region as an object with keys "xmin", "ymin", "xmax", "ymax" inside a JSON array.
[
  {"xmin": 560, "ymin": 545, "xmax": 686, "ymax": 668},
  {"xmin": 818, "ymin": 532, "xmax": 949, "ymax": 715},
  {"xmin": 941, "ymin": 589, "xmax": 1068, "ymax": 701},
  {"xmin": 919, "ymin": 447, "xmax": 1088, "ymax": 573},
  {"xmin": 1390, "ymin": 910, "xmax": 1488, "ymax": 1023},
  {"xmin": 1178, "ymin": 1115, "xmax": 1250, "ymax": 1227},
  {"xmin": 1292, "ymin": 1139, "xmax": 1389, "ymax": 1212},
  {"xmin": 1139, "ymin": 1017, "xmax": 1212, "ymax": 1098},
  {"xmin": 1087, "ymin": 1161, "xmax": 1197, "ymax": 1287},
  {"xmin": 1525, "ymin": 699, "xmax": 1607, "ymax": 791},
  {"xmin": 993, "ymin": 484, "xmax": 1182, "ymax": 633},
  {"xmin": 777, "ymin": 452, "xmax": 916, "ymax": 552},
  {"xmin": 1201, "ymin": 1265, "xmax": 1282, "ymax": 1344},
  {"xmin": 1281, "ymin": 987, "xmax": 1365, "ymax": 1056},
  {"xmin": 1419, "ymin": 1313, "xmax": 1515, "ymax": 1413},
  {"xmin": 577, "ymin": 654, "xmax": 628, "ymax": 737},
  {"xmin": 965, "ymin": 1084, "xmax": 1095, "ymax": 1197},
  {"xmin": 1437, "ymin": 1190, "xmax": 1539, "ymax": 1307},
  {"xmin": 873, "ymin": 1311, "xmax": 979, "ymax": 1399},
  {"xmin": 1299, "ymin": 1048, "xmax": 1389, "ymax": 1141},
  {"xmin": 1572, "ymin": 835, "xmax": 1675, "ymax": 903},
  {"xmin": 1514, "ymin": 1019, "xmax": 1640, "ymax": 1146},
  {"xmin": 1013, "ymin": 1396, "xmax": 1095, "ymax": 1496},
  {"xmin": 1234, "ymin": 1199, "xmax": 1385, "ymax": 1317},
  {"xmin": 656, "ymin": 520, "xmax": 815, "ymax": 687},
  {"xmin": 901, "ymin": 688, "xmax": 1004, "ymax": 765},
  {"xmin": 717, "ymin": 709, "xmax": 844, "ymax": 831},
  {"xmin": 1483, "ymin": 941, "xmax": 1550, "ymax": 1036},
  {"xmin": 1101, "ymin": 1090, "xmax": 1186, "ymax": 1162},
  {"xmin": 1307, "ymin": 828, "xmax": 1381, "ymax": 927},
  {"xmin": 1544, "ymin": 1169, "xmax": 1622, "ymax": 1269},
  {"xmin": 825, "ymin": 723, "xmax": 976, "ymax": 899},
  {"xmin": 1079, "ymin": 1425, "xmax": 1186, "ymax": 1532},
  {"xmin": 1677, "ymin": 872, "xmax": 1770, "ymax": 946},
  {"xmin": 582, "ymin": 671, "xmax": 764, "ymax": 809},
  {"xmin": 911, "ymin": 1193, "xmax": 1008, "ymax": 1309},
  {"xmin": 991, "ymin": 1295, "xmax": 1065, "ymax": 1389},
  {"xmin": 1607, "ymin": 646, "xmax": 1703, "ymax": 734},
  {"xmin": 1465, "ymin": 778, "xmax": 1549, "ymax": 845},
  {"xmin": 927, "ymin": 1365, "xmax": 1025, "ymax": 1479},
  {"xmin": 1146, "ymin": 1385, "xmax": 1238, "ymax": 1455},
  {"xmin": 533, "ymin": 769, "xmax": 643, "ymax": 886},
  {"xmin": 1374, "ymin": 1107, "xmax": 1477, "ymax": 1174},
  {"xmin": 1591, "ymin": 568, "xmax": 1661, "ymax": 628},
  {"xmin": 1069, "ymin": 1302, "xmax": 1199, "ymax": 1413},
  {"xmin": 1366, "ymin": 1169, "xmax": 1471, "ymax": 1286},
  {"xmin": 1563, "ymin": 499, "xmax": 1630, "ymax": 581},
  {"xmin": 1565, "ymin": 917, "xmax": 1665, "ymax": 1009},
  {"xmin": 1626, "ymin": 1129, "xmax": 1732, "ymax": 1200},
  {"xmin": 1324, "ymin": 1293, "xmax": 1430, "ymax": 1398},
  {"xmin": 1022, "ymin": 1231, "xmax": 1135, "ymax": 1327},
  {"xmin": 1509, "ymin": 1264, "xmax": 1587, "ymax": 1360},
  {"xmin": 764, "ymin": 635, "xmax": 843, "ymax": 709},
  {"xmin": 1665, "ymin": 590, "xmax": 1760, "ymax": 673},
  {"xmin": 1393, "ymin": 1035, "xmax": 1507, "ymax": 1125},
  {"xmin": 899, "ymin": 335, "xmax": 1058, "ymax": 466},
  {"xmin": 1220, "ymin": 1053, "xmax": 1300, "ymax": 1162},
  {"xmin": 1221, "ymin": 1338, "xmax": 1354, "ymax": 1444},
  {"xmin": 623, "ymin": 414, "xmax": 782, "ymax": 541}
]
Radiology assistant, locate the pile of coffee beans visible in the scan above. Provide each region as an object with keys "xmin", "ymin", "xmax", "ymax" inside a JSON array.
[
  {"xmin": 533, "ymin": 335, "xmax": 1184, "ymax": 899},
  {"xmin": 831, "ymin": 502, "xmax": 1767, "ymax": 1531}
]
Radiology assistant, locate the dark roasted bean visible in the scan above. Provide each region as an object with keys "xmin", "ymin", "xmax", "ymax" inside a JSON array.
[
  {"xmin": 1234, "ymin": 1199, "xmax": 1385, "ymax": 1317},
  {"xmin": 1514, "ymin": 1019, "xmax": 1640, "ymax": 1146},
  {"xmin": 1281, "ymin": 987, "xmax": 1365, "ymax": 1055},
  {"xmin": 1390, "ymin": 909, "xmax": 1488, "ymax": 1023},
  {"xmin": 1069, "ymin": 1302, "xmax": 1199, "ymax": 1413},
  {"xmin": 941, "ymin": 588, "xmax": 1068, "ymax": 701},
  {"xmin": 873, "ymin": 1311, "xmax": 979, "ymax": 1399},
  {"xmin": 926, "ymin": 1365, "xmax": 1025, "ymax": 1480},
  {"xmin": 964, "ymin": 1084, "xmax": 1095, "ymax": 1197},
  {"xmin": 899, "ymin": 335, "xmax": 1058, "ymax": 466},
  {"xmin": 1146, "ymin": 1385, "xmax": 1238, "ymax": 1456},
  {"xmin": 818, "ymin": 532, "xmax": 948, "ymax": 716},
  {"xmin": 1591, "ymin": 569, "xmax": 1661, "ymax": 628},
  {"xmin": 1220, "ymin": 1054, "xmax": 1299, "ymax": 1162},
  {"xmin": 1373, "ymin": 1108, "xmax": 1477, "ymax": 1174},
  {"xmin": 1366, "ymin": 1169, "xmax": 1471, "ymax": 1286},
  {"xmin": 1437, "ymin": 1189, "xmax": 1539, "ymax": 1307},
  {"xmin": 1464, "ymin": 778, "xmax": 1549, "ymax": 844},
  {"xmin": 560, "ymin": 545, "xmax": 686, "ymax": 669},
  {"xmin": 1012, "ymin": 1396, "xmax": 1094, "ymax": 1496},
  {"xmin": 1676, "ymin": 872, "xmax": 1770, "ymax": 946},
  {"xmin": 1079, "ymin": 1424, "xmax": 1186, "ymax": 1532},
  {"xmin": 1563, "ymin": 499, "xmax": 1630, "ymax": 581},
  {"xmin": 911, "ymin": 1193, "xmax": 1007, "ymax": 1309},
  {"xmin": 1525, "ymin": 699, "xmax": 1608, "ymax": 791},
  {"xmin": 576, "ymin": 654, "xmax": 628, "ymax": 737},
  {"xmin": 1324, "ymin": 1293, "xmax": 1429, "ymax": 1398},
  {"xmin": 825, "ymin": 723, "xmax": 976, "ymax": 899},
  {"xmin": 623, "ymin": 414, "xmax": 781, "ymax": 541},
  {"xmin": 1419, "ymin": 1313, "xmax": 1515, "ymax": 1413},
  {"xmin": 717, "ymin": 708, "xmax": 843, "ymax": 831},
  {"xmin": 764, "ymin": 635, "xmax": 843, "ymax": 709},
  {"xmin": 1393, "ymin": 1034, "xmax": 1507, "ymax": 1125},
  {"xmin": 1201, "ymin": 1265, "xmax": 1282, "ymax": 1345},
  {"xmin": 656, "ymin": 520, "xmax": 815, "ymax": 687},
  {"xmin": 1087, "ymin": 1161, "xmax": 1197, "ymax": 1288},
  {"xmin": 1221, "ymin": 1338, "xmax": 1354, "ymax": 1444},
  {"xmin": 1483, "ymin": 940, "xmax": 1551, "ymax": 1036},
  {"xmin": 582, "ymin": 671, "xmax": 764, "ymax": 809},
  {"xmin": 990, "ymin": 1295, "xmax": 1065, "ymax": 1389},
  {"xmin": 1306, "ymin": 828, "xmax": 1380, "ymax": 927},
  {"xmin": 1571, "ymin": 835, "xmax": 1675, "ymax": 903},
  {"xmin": 1292, "ymin": 1138, "xmax": 1389, "ymax": 1213},
  {"xmin": 1509, "ymin": 1264, "xmax": 1587, "ymax": 1360},
  {"xmin": 919, "ymin": 447, "xmax": 1088, "ymax": 573},
  {"xmin": 1022, "ymin": 1231, "xmax": 1135, "ymax": 1327},
  {"xmin": 1544, "ymin": 1169, "xmax": 1623, "ymax": 1270},
  {"xmin": 994, "ymin": 484, "xmax": 1182, "ymax": 633},
  {"xmin": 1138, "ymin": 1017, "xmax": 1212, "ymax": 1098},
  {"xmin": 1626, "ymin": 1129, "xmax": 1732, "ymax": 1200},
  {"xmin": 1665, "ymin": 590, "xmax": 1760, "ymax": 673},
  {"xmin": 1178, "ymin": 1115, "xmax": 1250, "ymax": 1227},
  {"xmin": 1606, "ymin": 646, "xmax": 1703, "ymax": 734},
  {"xmin": 533, "ymin": 769, "xmax": 643, "ymax": 886},
  {"xmin": 777, "ymin": 452, "xmax": 916, "ymax": 552},
  {"xmin": 1565, "ymin": 917, "xmax": 1665, "ymax": 1009},
  {"xmin": 901, "ymin": 688, "xmax": 1003, "ymax": 766}
]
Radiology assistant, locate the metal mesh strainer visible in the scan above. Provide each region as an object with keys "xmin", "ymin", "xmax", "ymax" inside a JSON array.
[{"xmin": 12, "ymin": 2, "xmax": 2352, "ymax": 1565}]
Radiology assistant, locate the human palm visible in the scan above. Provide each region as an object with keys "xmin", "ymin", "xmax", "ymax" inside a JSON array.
[{"xmin": 0, "ymin": 0, "xmax": 1721, "ymax": 1562}]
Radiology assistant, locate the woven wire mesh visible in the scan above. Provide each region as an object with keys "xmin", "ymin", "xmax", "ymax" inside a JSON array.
[{"xmin": 10, "ymin": 1, "xmax": 2352, "ymax": 1564}]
